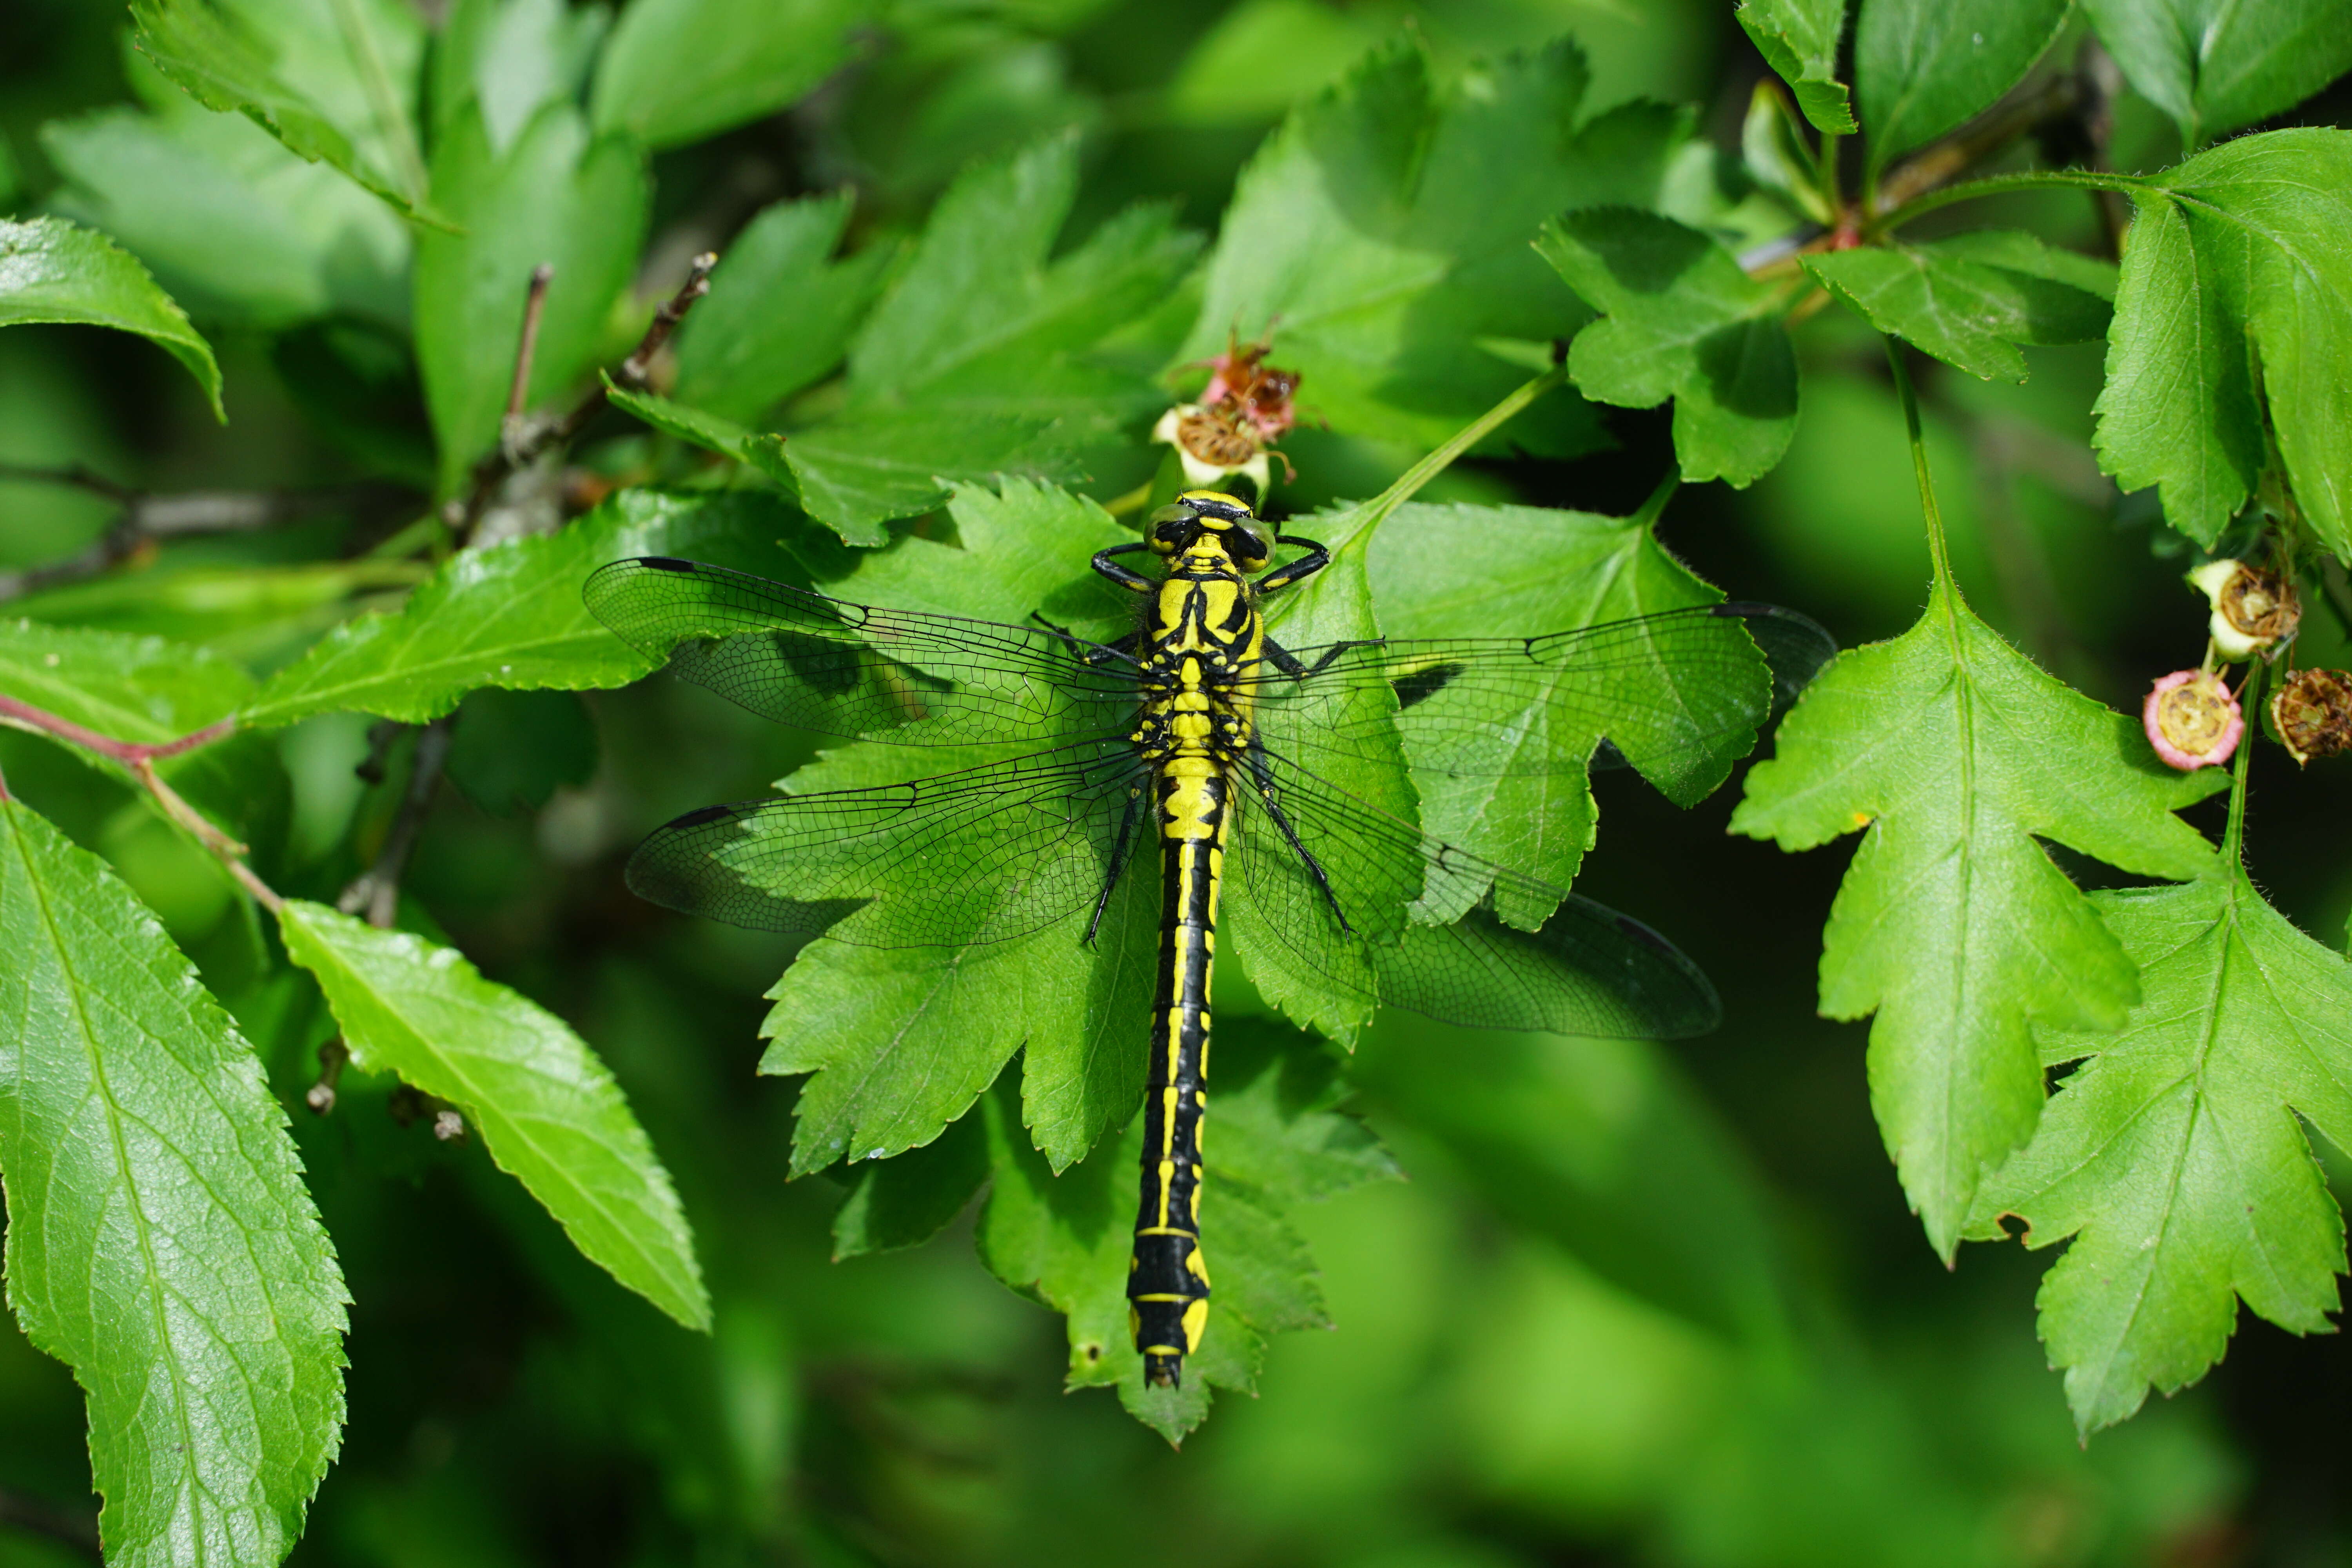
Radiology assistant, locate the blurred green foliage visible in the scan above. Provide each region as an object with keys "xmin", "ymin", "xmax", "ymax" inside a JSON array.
[{"xmin": 2, "ymin": 0, "xmax": 2350, "ymax": 1564}]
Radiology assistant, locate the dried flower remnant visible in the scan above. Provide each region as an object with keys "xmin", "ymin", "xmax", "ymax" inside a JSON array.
[
  {"xmin": 1154, "ymin": 403, "xmax": 1273, "ymax": 490},
  {"xmin": 2143, "ymin": 669, "xmax": 2244, "ymax": 771},
  {"xmin": 2188, "ymin": 558, "xmax": 2300, "ymax": 659},
  {"xmin": 2270, "ymin": 668, "xmax": 2352, "ymax": 766},
  {"xmin": 1201, "ymin": 331, "xmax": 1302, "ymax": 439}
]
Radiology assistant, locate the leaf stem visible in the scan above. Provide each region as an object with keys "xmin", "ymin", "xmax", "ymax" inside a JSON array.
[
  {"xmin": 2222, "ymin": 661, "xmax": 2261, "ymax": 869},
  {"xmin": 1340, "ymin": 362, "xmax": 1571, "ymax": 552},
  {"xmin": 1864, "ymin": 169, "xmax": 2144, "ymax": 242},
  {"xmin": 0, "ymin": 695, "xmax": 281, "ymax": 909},
  {"xmin": 1882, "ymin": 336, "xmax": 1955, "ymax": 591}
]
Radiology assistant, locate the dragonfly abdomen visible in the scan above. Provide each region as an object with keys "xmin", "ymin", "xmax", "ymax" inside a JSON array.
[{"xmin": 1130, "ymin": 759, "xmax": 1227, "ymax": 1388}]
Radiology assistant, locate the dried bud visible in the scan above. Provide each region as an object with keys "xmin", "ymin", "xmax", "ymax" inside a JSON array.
[
  {"xmin": 2143, "ymin": 669, "xmax": 2244, "ymax": 771},
  {"xmin": 1201, "ymin": 332, "xmax": 1302, "ymax": 439},
  {"xmin": 1153, "ymin": 403, "xmax": 1271, "ymax": 491},
  {"xmin": 2270, "ymin": 668, "xmax": 2352, "ymax": 766},
  {"xmin": 2187, "ymin": 558, "xmax": 2300, "ymax": 659}
]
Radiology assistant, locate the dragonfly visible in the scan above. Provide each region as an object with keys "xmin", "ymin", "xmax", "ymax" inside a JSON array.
[{"xmin": 585, "ymin": 489, "xmax": 1832, "ymax": 1390}]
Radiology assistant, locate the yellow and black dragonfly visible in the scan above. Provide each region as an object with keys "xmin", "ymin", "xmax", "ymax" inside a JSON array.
[{"xmin": 585, "ymin": 489, "xmax": 1831, "ymax": 1389}]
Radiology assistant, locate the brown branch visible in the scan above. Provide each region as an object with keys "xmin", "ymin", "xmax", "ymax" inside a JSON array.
[
  {"xmin": 0, "ymin": 696, "xmax": 278, "ymax": 907},
  {"xmin": 0, "ymin": 470, "xmax": 419, "ymax": 602},
  {"xmin": 338, "ymin": 714, "xmax": 456, "ymax": 928},
  {"xmin": 452, "ymin": 252, "xmax": 719, "ymax": 546},
  {"xmin": 1873, "ymin": 67, "xmax": 2086, "ymax": 216},
  {"xmin": 503, "ymin": 263, "xmax": 556, "ymax": 448},
  {"xmin": 306, "ymin": 1037, "xmax": 348, "ymax": 1115}
]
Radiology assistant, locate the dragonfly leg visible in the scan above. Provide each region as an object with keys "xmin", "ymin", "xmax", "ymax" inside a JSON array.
[
  {"xmin": 1258, "ymin": 534, "xmax": 1329, "ymax": 594},
  {"xmin": 1091, "ymin": 541, "xmax": 1156, "ymax": 593},
  {"xmin": 1243, "ymin": 749, "xmax": 1352, "ymax": 935},
  {"xmin": 1028, "ymin": 610, "xmax": 1139, "ymax": 667},
  {"xmin": 1085, "ymin": 789, "xmax": 1146, "ymax": 945}
]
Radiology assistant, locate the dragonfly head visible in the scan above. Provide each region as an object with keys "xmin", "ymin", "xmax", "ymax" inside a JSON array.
[{"xmin": 1148, "ymin": 490, "xmax": 1276, "ymax": 573}]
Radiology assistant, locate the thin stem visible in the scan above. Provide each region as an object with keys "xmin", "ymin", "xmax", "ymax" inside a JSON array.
[
  {"xmin": 504, "ymin": 263, "xmax": 556, "ymax": 432},
  {"xmin": 339, "ymin": 715, "xmax": 456, "ymax": 928},
  {"xmin": 1866, "ymin": 168, "xmax": 2143, "ymax": 241},
  {"xmin": 134, "ymin": 759, "xmax": 284, "ymax": 914},
  {"xmin": 2222, "ymin": 661, "xmax": 2261, "ymax": 868},
  {"xmin": 1341, "ymin": 362, "xmax": 1571, "ymax": 552},
  {"xmin": 1633, "ymin": 470, "xmax": 1681, "ymax": 529},
  {"xmin": 1882, "ymin": 337, "xmax": 1955, "ymax": 590},
  {"xmin": 0, "ymin": 694, "xmax": 235, "ymax": 762}
]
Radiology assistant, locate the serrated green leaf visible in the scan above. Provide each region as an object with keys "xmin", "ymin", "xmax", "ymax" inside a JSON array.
[
  {"xmin": 412, "ymin": 100, "xmax": 649, "ymax": 492},
  {"xmin": 1805, "ymin": 231, "xmax": 2115, "ymax": 383},
  {"xmin": 1731, "ymin": 578, "xmax": 2223, "ymax": 1256},
  {"xmin": 755, "ymin": 479, "xmax": 1159, "ymax": 1171},
  {"xmin": 278, "ymin": 898, "xmax": 710, "ymax": 1330},
  {"xmin": 1180, "ymin": 39, "xmax": 1682, "ymax": 459},
  {"xmin": 590, "ymin": 0, "xmax": 866, "ymax": 151},
  {"xmin": 2093, "ymin": 130, "xmax": 2352, "ymax": 555},
  {"xmin": 241, "ymin": 488, "xmax": 779, "ymax": 727},
  {"xmin": 1737, "ymin": 0, "xmax": 1858, "ymax": 133},
  {"xmin": 0, "ymin": 216, "xmax": 223, "ymax": 420},
  {"xmin": 779, "ymin": 136, "xmax": 1196, "ymax": 542},
  {"xmin": 0, "ymin": 619, "xmax": 254, "ymax": 744},
  {"xmin": 1966, "ymin": 868, "xmax": 2352, "ymax": 1436},
  {"xmin": 670, "ymin": 194, "xmax": 895, "ymax": 425},
  {"xmin": 1361, "ymin": 497, "xmax": 1753, "ymax": 906},
  {"xmin": 1538, "ymin": 207, "xmax": 1799, "ymax": 487},
  {"xmin": 130, "ymin": 0, "xmax": 436, "ymax": 223},
  {"xmin": 43, "ymin": 103, "xmax": 411, "ymax": 331},
  {"xmin": 1856, "ymin": 0, "xmax": 2070, "ymax": 174},
  {"xmin": 830, "ymin": 1105, "xmax": 991, "ymax": 1259},
  {"xmin": 603, "ymin": 378, "xmax": 792, "ymax": 483},
  {"xmin": 0, "ymin": 801, "xmax": 348, "ymax": 1568},
  {"xmin": 2084, "ymin": 0, "xmax": 2352, "ymax": 146},
  {"xmin": 974, "ymin": 1019, "xmax": 1393, "ymax": 1443}
]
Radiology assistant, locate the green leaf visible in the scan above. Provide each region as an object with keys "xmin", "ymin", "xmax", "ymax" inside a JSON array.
[
  {"xmin": 1731, "ymin": 578, "xmax": 2224, "ymax": 1256},
  {"xmin": 1362, "ymin": 497, "xmax": 1753, "ymax": 903},
  {"xmin": 1967, "ymin": 868, "xmax": 2352, "ymax": 1436},
  {"xmin": 1805, "ymin": 231, "xmax": 2116, "ymax": 383},
  {"xmin": 2084, "ymin": 0, "xmax": 2352, "ymax": 146},
  {"xmin": 443, "ymin": 687, "xmax": 596, "ymax": 816},
  {"xmin": 756, "ymin": 479, "xmax": 1160, "ymax": 1172},
  {"xmin": 590, "ymin": 0, "xmax": 866, "ymax": 151},
  {"xmin": 1856, "ymin": 0, "xmax": 2070, "ymax": 174},
  {"xmin": 0, "ymin": 216, "xmax": 223, "ymax": 419},
  {"xmin": 1180, "ymin": 39, "xmax": 1683, "ymax": 459},
  {"xmin": 278, "ymin": 898, "xmax": 711, "ymax": 1330},
  {"xmin": 0, "ymin": 619, "xmax": 254, "ymax": 744},
  {"xmin": 130, "ymin": 0, "xmax": 436, "ymax": 223},
  {"xmin": 431, "ymin": 0, "xmax": 609, "ymax": 154},
  {"xmin": 830, "ymin": 1105, "xmax": 991, "ymax": 1259},
  {"xmin": 1538, "ymin": 206, "xmax": 1800, "ymax": 487},
  {"xmin": 604, "ymin": 379, "xmax": 791, "ymax": 482},
  {"xmin": 785, "ymin": 134, "xmax": 1196, "ymax": 543},
  {"xmin": 1737, "ymin": 0, "xmax": 1858, "ymax": 133},
  {"xmin": 0, "ymin": 801, "xmax": 348, "ymax": 1567},
  {"xmin": 974, "ymin": 1018, "xmax": 1395, "ymax": 1443},
  {"xmin": 412, "ymin": 100, "xmax": 650, "ymax": 492},
  {"xmin": 43, "ymin": 103, "xmax": 411, "ymax": 331},
  {"xmin": 670, "ymin": 194, "xmax": 893, "ymax": 425},
  {"xmin": 2092, "ymin": 129, "xmax": 2352, "ymax": 555},
  {"xmin": 242, "ymin": 487, "xmax": 783, "ymax": 726}
]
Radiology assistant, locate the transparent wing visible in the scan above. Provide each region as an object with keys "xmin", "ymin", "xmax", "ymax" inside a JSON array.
[
  {"xmin": 626, "ymin": 742, "xmax": 1146, "ymax": 947},
  {"xmin": 586, "ymin": 557, "xmax": 1139, "ymax": 748},
  {"xmin": 1226, "ymin": 746, "xmax": 1719, "ymax": 1039},
  {"xmin": 1250, "ymin": 602, "xmax": 1834, "ymax": 805}
]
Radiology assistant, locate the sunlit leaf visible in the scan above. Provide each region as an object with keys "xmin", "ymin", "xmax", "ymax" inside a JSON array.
[
  {"xmin": 1970, "ymin": 866, "xmax": 2352, "ymax": 1436},
  {"xmin": 130, "ymin": 0, "xmax": 436, "ymax": 222},
  {"xmin": 0, "ymin": 801, "xmax": 348, "ymax": 1568},
  {"xmin": 1538, "ymin": 207, "xmax": 1799, "ymax": 487},
  {"xmin": 591, "ymin": 0, "xmax": 867, "ymax": 151},
  {"xmin": 2093, "ymin": 129, "xmax": 2352, "ymax": 555},
  {"xmin": 1855, "ymin": 0, "xmax": 2070, "ymax": 174},
  {"xmin": 0, "ymin": 216, "xmax": 223, "ymax": 419},
  {"xmin": 1806, "ymin": 230, "xmax": 2115, "ymax": 383},
  {"xmin": 1733, "ymin": 577, "xmax": 2224, "ymax": 1257},
  {"xmin": 2083, "ymin": 0, "xmax": 2352, "ymax": 145},
  {"xmin": 279, "ymin": 898, "xmax": 711, "ymax": 1330},
  {"xmin": 1738, "ymin": 0, "xmax": 1858, "ymax": 133}
]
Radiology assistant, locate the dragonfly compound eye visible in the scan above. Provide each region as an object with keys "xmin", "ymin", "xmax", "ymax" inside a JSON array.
[{"xmin": 1146, "ymin": 503, "xmax": 1198, "ymax": 554}]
